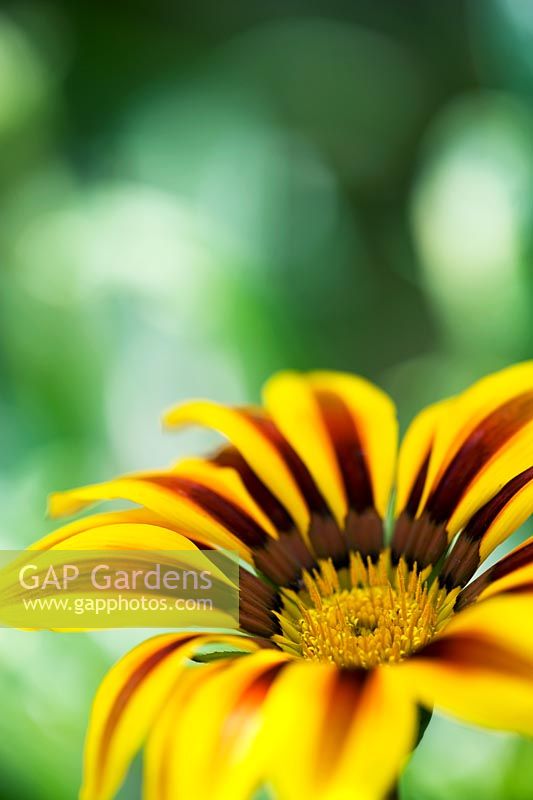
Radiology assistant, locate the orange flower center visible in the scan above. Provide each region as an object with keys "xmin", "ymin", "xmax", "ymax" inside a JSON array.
[{"xmin": 274, "ymin": 552, "xmax": 458, "ymax": 669}]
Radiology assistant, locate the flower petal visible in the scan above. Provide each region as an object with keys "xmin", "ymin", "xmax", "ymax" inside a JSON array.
[
  {"xmin": 80, "ymin": 633, "xmax": 260, "ymax": 800},
  {"xmin": 145, "ymin": 656, "xmax": 415, "ymax": 800},
  {"xmin": 399, "ymin": 594, "xmax": 533, "ymax": 734},
  {"xmin": 422, "ymin": 362, "xmax": 533, "ymax": 517},
  {"xmin": 23, "ymin": 514, "xmax": 280, "ymax": 637},
  {"xmin": 326, "ymin": 666, "xmax": 416, "ymax": 800},
  {"xmin": 262, "ymin": 371, "xmax": 396, "ymax": 559},
  {"xmin": 171, "ymin": 458, "xmax": 278, "ymax": 538},
  {"xmin": 36, "ymin": 522, "xmax": 201, "ymax": 553},
  {"xmin": 163, "ymin": 400, "xmax": 310, "ymax": 535},
  {"xmin": 262, "ymin": 372, "xmax": 349, "ymax": 528},
  {"xmin": 2, "ymin": 522, "xmax": 242, "ymax": 632},
  {"xmin": 144, "ymin": 649, "xmax": 292, "ymax": 800},
  {"xmin": 46, "ymin": 466, "xmax": 316, "ymax": 588},
  {"xmin": 259, "ymin": 662, "xmax": 416, "ymax": 800},
  {"xmin": 307, "ymin": 371, "xmax": 398, "ymax": 521},
  {"xmin": 28, "ymin": 509, "xmax": 279, "ymax": 637},
  {"xmin": 212, "ymin": 446, "xmax": 294, "ymax": 533},
  {"xmin": 392, "ymin": 363, "xmax": 533, "ymax": 567},
  {"xmin": 441, "ymin": 467, "xmax": 533, "ymax": 588},
  {"xmin": 211, "ymin": 446, "xmax": 319, "ymax": 584},
  {"xmin": 48, "ymin": 467, "xmax": 278, "ymax": 562},
  {"xmin": 394, "ymin": 399, "xmax": 449, "ymax": 519},
  {"xmin": 457, "ymin": 535, "xmax": 533, "ymax": 608},
  {"xmin": 163, "ymin": 371, "xmax": 398, "ymax": 563},
  {"xmin": 29, "ymin": 509, "xmax": 183, "ymax": 551}
]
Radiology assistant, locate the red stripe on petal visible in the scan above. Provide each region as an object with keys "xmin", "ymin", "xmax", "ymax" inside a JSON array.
[
  {"xmin": 426, "ymin": 392, "xmax": 533, "ymax": 524},
  {"xmin": 315, "ymin": 390, "xmax": 375, "ymax": 514},
  {"xmin": 146, "ymin": 475, "xmax": 269, "ymax": 549}
]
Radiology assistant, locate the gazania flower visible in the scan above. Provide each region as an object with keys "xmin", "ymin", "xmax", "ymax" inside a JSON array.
[{"xmin": 32, "ymin": 364, "xmax": 533, "ymax": 800}]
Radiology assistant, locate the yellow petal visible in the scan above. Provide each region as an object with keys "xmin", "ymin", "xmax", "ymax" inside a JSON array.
[
  {"xmin": 262, "ymin": 372, "xmax": 348, "ymax": 527},
  {"xmin": 143, "ymin": 663, "xmax": 225, "ymax": 800},
  {"xmin": 257, "ymin": 660, "xmax": 333, "ymax": 800},
  {"xmin": 394, "ymin": 364, "xmax": 533, "ymax": 568},
  {"xmin": 433, "ymin": 593, "xmax": 533, "ymax": 671},
  {"xmin": 39, "ymin": 522, "xmax": 199, "ymax": 552},
  {"xmin": 440, "ymin": 468, "xmax": 533, "ymax": 588},
  {"xmin": 29, "ymin": 509, "xmax": 170, "ymax": 551},
  {"xmin": 3, "ymin": 522, "xmax": 239, "ymax": 632},
  {"xmin": 259, "ymin": 662, "xmax": 416, "ymax": 800},
  {"xmin": 80, "ymin": 633, "xmax": 259, "ymax": 800},
  {"xmin": 399, "ymin": 594, "xmax": 533, "ymax": 735},
  {"xmin": 457, "ymin": 536, "xmax": 533, "ymax": 607},
  {"xmin": 48, "ymin": 475, "xmax": 260, "ymax": 561},
  {"xmin": 171, "ymin": 458, "xmax": 278, "ymax": 539},
  {"xmin": 146, "ymin": 649, "xmax": 292, "ymax": 800},
  {"xmin": 147, "ymin": 657, "xmax": 416, "ymax": 800},
  {"xmin": 422, "ymin": 362, "xmax": 533, "ymax": 503},
  {"xmin": 477, "ymin": 563, "xmax": 533, "ymax": 602},
  {"xmin": 419, "ymin": 363, "xmax": 533, "ymax": 528},
  {"xmin": 395, "ymin": 399, "xmax": 450, "ymax": 517},
  {"xmin": 479, "ymin": 477, "xmax": 533, "ymax": 561},
  {"xmin": 324, "ymin": 666, "xmax": 417, "ymax": 800},
  {"xmin": 308, "ymin": 371, "xmax": 398, "ymax": 519},
  {"xmin": 448, "ymin": 420, "xmax": 533, "ymax": 536},
  {"xmin": 163, "ymin": 400, "xmax": 310, "ymax": 534}
]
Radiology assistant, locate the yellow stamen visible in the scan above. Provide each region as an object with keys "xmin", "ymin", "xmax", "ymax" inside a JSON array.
[{"xmin": 273, "ymin": 550, "xmax": 458, "ymax": 669}]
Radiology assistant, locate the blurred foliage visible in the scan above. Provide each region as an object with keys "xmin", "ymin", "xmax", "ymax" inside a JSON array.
[{"xmin": 0, "ymin": 1, "xmax": 532, "ymax": 798}]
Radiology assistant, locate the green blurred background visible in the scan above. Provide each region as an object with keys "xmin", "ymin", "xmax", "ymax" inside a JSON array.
[{"xmin": 0, "ymin": 1, "xmax": 532, "ymax": 798}]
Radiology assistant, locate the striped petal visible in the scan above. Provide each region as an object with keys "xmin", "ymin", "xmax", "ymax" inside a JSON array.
[
  {"xmin": 212, "ymin": 446, "xmax": 295, "ymax": 533},
  {"xmin": 393, "ymin": 363, "xmax": 533, "ymax": 567},
  {"xmin": 399, "ymin": 594, "xmax": 533, "ymax": 735},
  {"xmin": 163, "ymin": 400, "xmax": 310, "ymax": 536},
  {"xmin": 422, "ymin": 362, "xmax": 533, "ymax": 518},
  {"xmin": 457, "ymin": 535, "xmax": 533, "ymax": 608},
  {"xmin": 29, "ymin": 509, "xmax": 187, "ymax": 551},
  {"xmin": 36, "ymin": 522, "xmax": 201, "ymax": 553},
  {"xmin": 165, "ymin": 371, "xmax": 397, "ymax": 564},
  {"xmin": 146, "ymin": 656, "xmax": 415, "ymax": 800},
  {"xmin": 211, "ymin": 446, "xmax": 318, "ymax": 584},
  {"xmin": 259, "ymin": 661, "xmax": 416, "ymax": 800},
  {"xmin": 49, "ymin": 466, "xmax": 278, "ymax": 562},
  {"xmin": 394, "ymin": 400, "xmax": 449, "ymax": 522},
  {"xmin": 264, "ymin": 371, "xmax": 398, "ymax": 560},
  {"xmin": 441, "ymin": 467, "xmax": 533, "ymax": 588},
  {"xmin": 27, "ymin": 508, "xmax": 282, "ymax": 637},
  {"xmin": 171, "ymin": 458, "xmax": 277, "ymax": 538},
  {"xmin": 305, "ymin": 371, "xmax": 398, "ymax": 521},
  {"xmin": 80, "ymin": 633, "xmax": 260, "ymax": 800},
  {"xmin": 1, "ymin": 522, "xmax": 242, "ymax": 632},
  {"xmin": 48, "ymin": 466, "xmax": 316, "ymax": 587},
  {"xmin": 262, "ymin": 372, "xmax": 349, "ymax": 528},
  {"xmin": 144, "ymin": 648, "xmax": 292, "ymax": 800}
]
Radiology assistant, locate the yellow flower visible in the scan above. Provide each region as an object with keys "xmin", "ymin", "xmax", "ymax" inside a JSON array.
[{"xmin": 34, "ymin": 364, "xmax": 533, "ymax": 800}]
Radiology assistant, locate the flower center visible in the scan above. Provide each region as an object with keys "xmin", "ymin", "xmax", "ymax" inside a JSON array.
[{"xmin": 274, "ymin": 551, "xmax": 458, "ymax": 669}]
